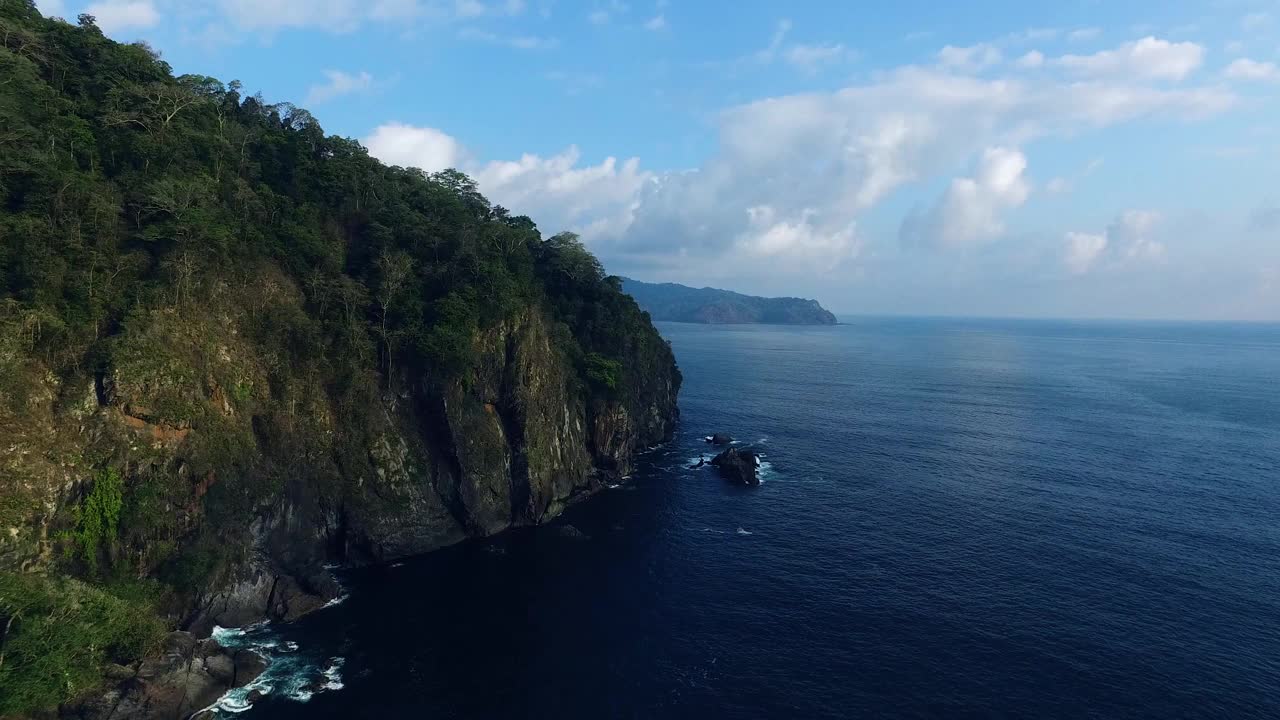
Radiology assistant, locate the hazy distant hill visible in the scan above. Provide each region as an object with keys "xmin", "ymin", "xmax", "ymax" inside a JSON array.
[{"xmin": 622, "ymin": 279, "xmax": 838, "ymax": 325}]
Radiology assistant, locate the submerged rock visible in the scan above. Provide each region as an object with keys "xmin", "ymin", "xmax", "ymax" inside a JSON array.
[
  {"xmin": 552, "ymin": 524, "xmax": 589, "ymax": 541},
  {"xmin": 705, "ymin": 433, "xmax": 734, "ymax": 446},
  {"xmin": 711, "ymin": 447, "xmax": 761, "ymax": 486}
]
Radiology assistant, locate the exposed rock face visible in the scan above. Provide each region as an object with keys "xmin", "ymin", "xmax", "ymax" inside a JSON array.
[
  {"xmin": 711, "ymin": 448, "xmax": 761, "ymax": 486},
  {"xmin": 2, "ymin": 291, "xmax": 679, "ymax": 634},
  {"xmin": 705, "ymin": 433, "xmax": 733, "ymax": 446},
  {"xmin": 66, "ymin": 632, "xmax": 265, "ymax": 720}
]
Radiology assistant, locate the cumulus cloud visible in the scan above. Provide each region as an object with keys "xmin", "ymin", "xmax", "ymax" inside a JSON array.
[
  {"xmin": 305, "ymin": 70, "xmax": 374, "ymax": 105},
  {"xmin": 1016, "ymin": 51, "xmax": 1045, "ymax": 69},
  {"xmin": 363, "ymin": 123, "xmax": 651, "ymax": 242},
  {"xmin": 735, "ymin": 206, "xmax": 859, "ymax": 266},
  {"xmin": 900, "ymin": 147, "xmax": 1030, "ymax": 248},
  {"xmin": 1064, "ymin": 231, "xmax": 1109, "ymax": 274},
  {"xmin": 937, "ymin": 43, "xmax": 1003, "ymax": 71},
  {"xmin": 364, "ymin": 123, "xmax": 467, "ymax": 173},
  {"xmin": 1224, "ymin": 58, "xmax": 1279, "ymax": 81},
  {"xmin": 1063, "ymin": 210, "xmax": 1166, "ymax": 274},
  {"xmin": 363, "ymin": 36, "xmax": 1231, "ymax": 279},
  {"xmin": 1054, "ymin": 37, "xmax": 1204, "ymax": 81},
  {"xmin": 84, "ymin": 0, "xmax": 159, "ymax": 34}
]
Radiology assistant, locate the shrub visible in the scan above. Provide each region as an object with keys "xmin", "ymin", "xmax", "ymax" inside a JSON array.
[{"xmin": 0, "ymin": 573, "xmax": 165, "ymax": 716}]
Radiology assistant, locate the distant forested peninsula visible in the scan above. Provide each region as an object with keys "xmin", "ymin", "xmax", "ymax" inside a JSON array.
[{"xmin": 622, "ymin": 279, "xmax": 838, "ymax": 325}]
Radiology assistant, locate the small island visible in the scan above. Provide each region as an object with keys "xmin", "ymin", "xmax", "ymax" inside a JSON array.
[{"xmin": 622, "ymin": 279, "xmax": 837, "ymax": 325}]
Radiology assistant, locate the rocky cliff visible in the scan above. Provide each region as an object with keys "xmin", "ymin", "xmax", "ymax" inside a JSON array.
[
  {"xmin": 2, "ymin": 268, "xmax": 678, "ymax": 626},
  {"xmin": 0, "ymin": 6, "xmax": 679, "ymax": 715}
]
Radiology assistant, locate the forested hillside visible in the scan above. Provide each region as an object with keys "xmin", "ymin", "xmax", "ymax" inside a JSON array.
[
  {"xmin": 622, "ymin": 278, "xmax": 838, "ymax": 324},
  {"xmin": 0, "ymin": 3, "xmax": 679, "ymax": 715}
]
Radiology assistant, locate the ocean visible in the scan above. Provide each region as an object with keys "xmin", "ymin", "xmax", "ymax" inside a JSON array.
[{"xmin": 221, "ymin": 317, "xmax": 1280, "ymax": 719}]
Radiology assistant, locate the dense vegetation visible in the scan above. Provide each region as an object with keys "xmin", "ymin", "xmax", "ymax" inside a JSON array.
[
  {"xmin": 621, "ymin": 278, "xmax": 838, "ymax": 325},
  {"xmin": 0, "ymin": 2, "xmax": 678, "ymax": 714}
]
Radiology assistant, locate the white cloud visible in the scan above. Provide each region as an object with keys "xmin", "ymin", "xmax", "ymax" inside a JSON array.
[
  {"xmin": 1046, "ymin": 177, "xmax": 1072, "ymax": 194},
  {"xmin": 754, "ymin": 18, "xmax": 792, "ymax": 63},
  {"xmin": 900, "ymin": 147, "xmax": 1030, "ymax": 248},
  {"xmin": 1063, "ymin": 210, "xmax": 1165, "ymax": 274},
  {"xmin": 1067, "ymin": 27, "xmax": 1101, "ymax": 42},
  {"xmin": 366, "ymin": 38, "xmax": 1232, "ymax": 280},
  {"xmin": 305, "ymin": 70, "xmax": 373, "ymax": 105},
  {"xmin": 474, "ymin": 148, "xmax": 652, "ymax": 240},
  {"xmin": 364, "ymin": 123, "xmax": 467, "ymax": 173},
  {"xmin": 739, "ymin": 20, "xmax": 853, "ymax": 75},
  {"xmin": 458, "ymin": 27, "xmax": 558, "ymax": 49},
  {"xmin": 1224, "ymin": 58, "xmax": 1280, "ymax": 81},
  {"xmin": 643, "ymin": 14, "xmax": 665, "ymax": 31},
  {"xmin": 937, "ymin": 43, "xmax": 1003, "ymax": 71},
  {"xmin": 1054, "ymin": 36, "xmax": 1204, "ymax": 81},
  {"xmin": 785, "ymin": 43, "xmax": 853, "ymax": 73},
  {"xmin": 363, "ymin": 124, "xmax": 652, "ymax": 242},
  {"xmin": 1016, "ymin": 50, "xmax": 1045, "ymax": 69},
  {"xmin": 84, "ymin": 0, "xmax": 159, "ymax": 34},
  {"xmin": 1064, "ymin": 232, "xmax": 1108, "ymax": 273},
  {"xmin": 1046, "ymin": 157, "xmax": 1103, "ymax": 195},
  {"xmin": 735, "ymin": 206, "xmax": 859, "ymax": 267}
]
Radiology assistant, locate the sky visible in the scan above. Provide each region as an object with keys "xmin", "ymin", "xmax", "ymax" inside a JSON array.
[{"xmin": 34, "ymin": 0, "xmax": 1280, "ymax": 321}]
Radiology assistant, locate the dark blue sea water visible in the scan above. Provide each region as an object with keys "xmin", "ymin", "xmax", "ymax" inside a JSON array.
[{"xmin": 235, "ymin": 318, "xmax": 1280, "ymax": 719}]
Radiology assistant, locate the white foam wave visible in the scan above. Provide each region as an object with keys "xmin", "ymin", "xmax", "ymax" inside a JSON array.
[
  {"xmin": 200, "ymin": 624, "xmax": 348, "ymax": 717},
  {"xmin": 321, "ymin": 658, "xmax": 346, "ymax": 691},
  {"xmin": 321, "ymin": 593, "xmax": 349, "ymax": 609},
  {"xmin": 736, "ymin": 528, "xmax": 753, "ymax": 536},
  {"xmin": 756, "ymin": 460, "xmax": 775, "ymax": 483}
]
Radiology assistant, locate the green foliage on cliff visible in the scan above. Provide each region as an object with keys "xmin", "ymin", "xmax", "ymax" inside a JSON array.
[
  {"xmin": 0, "ymin": 573, "xmax": 165, "ymax": 715},
  {"xmin": 0, "ymin": 1, "xmax": 663, "ymax": 406},
  {"xmin": 584, "ymin": 352, "xmax": 622, "ymax": 392},
  {"xmin": 71, "ymin": 468, "xmax": 123, "ymax": 573}
]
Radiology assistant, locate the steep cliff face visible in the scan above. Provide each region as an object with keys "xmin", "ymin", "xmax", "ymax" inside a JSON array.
[
  {"xmin": 1, "ymin": 271, "xmax": 679, "ymax": 637},
  {"xmin": 0, "ymin": 7, "xmax": 682, "ymax": 713}
]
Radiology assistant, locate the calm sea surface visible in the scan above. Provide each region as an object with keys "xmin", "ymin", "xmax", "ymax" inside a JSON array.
[{"xmin": 237, "ymin": 318, "xmax": 1280, "ymax": 719}]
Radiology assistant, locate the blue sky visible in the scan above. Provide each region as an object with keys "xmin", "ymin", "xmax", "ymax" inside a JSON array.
[{"xmin": 38, "ymin": 0, "xmax": 1280, "ymax": 320}]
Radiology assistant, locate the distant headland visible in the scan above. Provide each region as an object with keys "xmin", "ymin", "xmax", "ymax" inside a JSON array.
[{"xmin": 622, "ymin": 278, "xmax": 838, "ymax": 325}]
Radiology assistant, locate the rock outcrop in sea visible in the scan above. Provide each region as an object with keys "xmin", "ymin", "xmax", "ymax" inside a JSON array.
[{"xmin": 711, "ymin": 447, "xmax": 762, "ymax": 486}]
